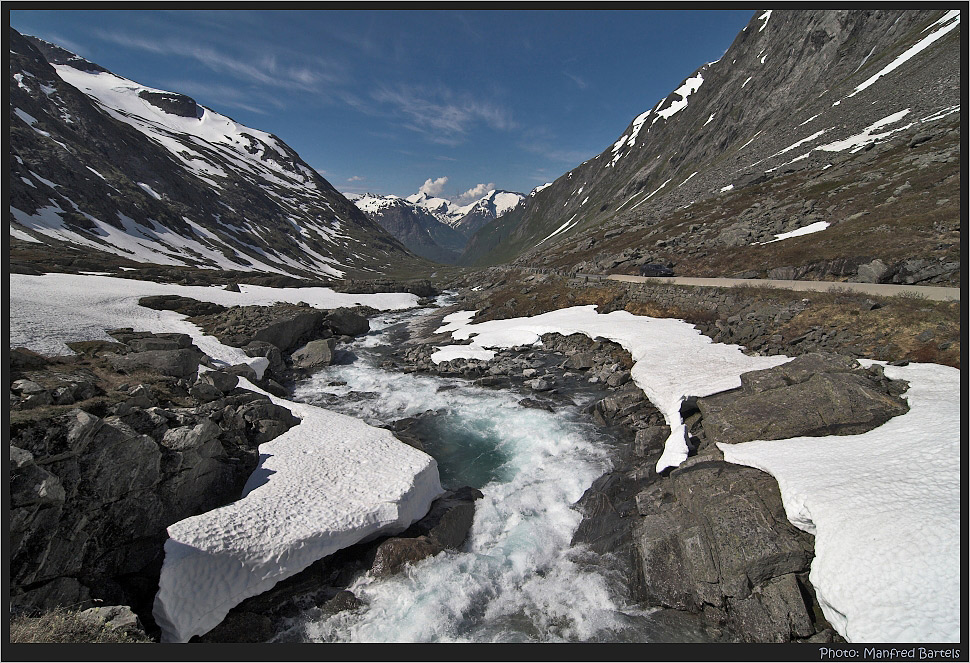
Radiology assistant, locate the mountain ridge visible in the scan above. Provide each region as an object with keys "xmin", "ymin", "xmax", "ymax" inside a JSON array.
[
  {"xmin": 9, "ymin": 29, "xmax": 427, "ymax": 280},
  {"xmin": 458, "ymin": 9, "xmax": 960, "ymax": 286}
]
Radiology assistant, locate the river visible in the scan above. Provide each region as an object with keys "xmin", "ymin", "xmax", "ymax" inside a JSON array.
[{"xmin": 271, "ymin": 302, "xmax": 715, "ymax": 643}]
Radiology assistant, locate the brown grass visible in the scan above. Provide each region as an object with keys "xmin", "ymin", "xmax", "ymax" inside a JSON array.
[
  {"xmin": 9, "ymin": 607, "xmax": 151, "ymax": 643},
  {"xmin": 469, "ymin": 272, "xmax": 961, "ymax": 368}
]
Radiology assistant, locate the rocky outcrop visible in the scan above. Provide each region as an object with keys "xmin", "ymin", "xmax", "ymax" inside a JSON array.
[
  {"xmin": 631, "ymin": 461, "xmax": 817, "ymax": 642},
  {"xmin": 696, "ymin": 353, "xmax": 909, "ymax": 445},
  {"xmin": 8, "ymin": 331, "xmax": 300, "ymax": 632},
  {"xmin": 568, "ymin": 348, "xmax": 912, "ymax": 642}
]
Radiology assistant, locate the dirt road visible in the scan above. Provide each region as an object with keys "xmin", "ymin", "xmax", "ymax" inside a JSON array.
[{"xmin": 603, "ymin": 275, "xmax": 961, "ymax": 301}]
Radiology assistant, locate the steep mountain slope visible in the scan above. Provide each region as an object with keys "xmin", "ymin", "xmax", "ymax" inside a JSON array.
[
  {"xmin": 404, "ymin": 191, "xmax": 470, "ymax": 227},
  {"xmin": 461, "ymin": 9, "xmax": 960, "ymax": 286},
  {"xmin": 350, "ymin": 188, "xmax": 524, "ymax": 264},
  {"xmin": 451, "ymin": 189, "xmax": 525, "ymax": 239},
  {"xmin": 347, "ymin": 193, "xmax": 467, "ymax": 263},
  {"xmin": 8, "ymin": 30, "xmax": 426, "ymax": 280}
]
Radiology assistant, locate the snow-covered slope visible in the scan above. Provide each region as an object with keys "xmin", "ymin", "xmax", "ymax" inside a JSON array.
[
  {"xmin": 459, "ymin": 9, "xmax": 960, "ymax": 286},
  {"xmin": 451, "ymin": 189, "xmax": 525, "ymax": 239},
  {"xmin": 9, "ymin": 30, "xmax": 423, "ymax": 279},
  {"xmin": 349, "ymin": 188, "xmax": 524, "ymax": 264},
  {"xmin": 348, "ymin": 192, "xmax": 467, "ymax": 264}
]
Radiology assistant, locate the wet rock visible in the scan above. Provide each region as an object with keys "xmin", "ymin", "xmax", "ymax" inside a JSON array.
[
  {"xmin": 196, "ymin": 611, "xmax": 273, "ymax": 643},
  {"xmin": 291, "ymin": 338, "xmax": 337, "ymax": 369},
  {"xmin": 325, "ymin": 307, "xmax": 370, "ymax": 337},
  {"xmin": 525, "ymin": 377, "xmax": 555, "ymax": 392},
  {"xmin": 370, "ymin": 536, "xmax": 442, "ymax": 578},
  {"xmin": 699, "ymin": 354, "xmax": 909, "ymax": 445},
  {"xmin": 403, "ymin": 486, "xmax": 484, "ymax": 550},
  {"xmin": 322, "ymin": 590, "xmax": 363, "ymax": 614},
  {"xmin": 519, "ymin": 397, "xmax": 554, "ymax": 412}
]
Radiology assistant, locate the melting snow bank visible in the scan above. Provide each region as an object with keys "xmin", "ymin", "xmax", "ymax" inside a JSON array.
[
  {"xmin": 9, "ymin": 272, "xmax": 442, "ymax": 642},
  {"xmin": 9, "ymin": 273, "xmax": 419, "ymax": 357},
  {"xmin": 153, "ymin": 378, "xmax": 443, "ymax": 642},
  {"xmin": 720, "ymin": 361, "xmax": 960, "ymax": 643},
  {"xmin": 429, "ymin": 306, "xmax": 789, "ymax": 472}
]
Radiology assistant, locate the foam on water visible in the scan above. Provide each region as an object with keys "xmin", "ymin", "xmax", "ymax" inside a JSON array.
[{"xmin": 281, "ymin": 309, "xmax": 664, "ymax": 642}]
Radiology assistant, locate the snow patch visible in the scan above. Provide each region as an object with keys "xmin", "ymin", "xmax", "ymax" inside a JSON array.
[
  {"xmin": 848, "ymin": 11, "xmax": 960, "ymax": 99},
  {"xmin": 153, "ymin": 383, "xmax": 443, "ymax": 642},
  {"xmin": 430, "ymin": 307, "xmax": 788, "ymax": 474}
]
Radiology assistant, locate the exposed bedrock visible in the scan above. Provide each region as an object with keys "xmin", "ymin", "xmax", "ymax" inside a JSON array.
[
  {"xmin": 8, "ymin": 331, "xmax": 300, "ymax": 633},
  {"xmin": 571, "ymin": 350, "xmax": 909, "ymax": 643}
]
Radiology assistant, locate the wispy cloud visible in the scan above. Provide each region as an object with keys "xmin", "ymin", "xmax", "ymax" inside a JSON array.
[
  {"xmin": 519, "ymin": 126, "xmax": 600, "ymax": 168},
  {"xmin": 372, "ymin": 84, "xmax": 516, "ymax": 145},
  {"xmin": 93, "ymin": 30, "xmax": 345, "ymax": 94},
  {"xmin": 347, "ymin": 175, "xmax": 365, "ymax": 182},
  {"xmin": 562, "ymin": 71, "xmax": 588, "ymax": 90}
]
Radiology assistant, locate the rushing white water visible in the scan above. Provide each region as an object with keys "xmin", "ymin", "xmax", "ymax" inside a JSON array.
[{"xmin": 278, "ymin": 307, "xmax": 698, "ymax": 643}]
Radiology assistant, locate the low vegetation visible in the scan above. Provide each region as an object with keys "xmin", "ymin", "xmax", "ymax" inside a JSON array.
[
  {"xmin": 9, "ymin": 607, "xmax": 151, "ymax": 644},
  {"xmin": 464, "ymin": 272, "xmax": 960, "ymax": 368}
]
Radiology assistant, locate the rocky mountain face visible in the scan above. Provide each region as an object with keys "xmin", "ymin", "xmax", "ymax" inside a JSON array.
[
  {"xmin": 350, "ymin": 189, "xmax": 524, "ymax": 264},
  {"xmin": 8, "ymin": 30, "xmax": 426, "ymax": 280},
  {"xmin": 460, "ymin": 9, "xmax": 960, "ymax": 286},
  {"xmin": 347, "ymin": 193, "xmax": 467, "ymax": 264},
  {"xmin": 451, "ymin": 189, "xmax": 525, "ymax": 239}
]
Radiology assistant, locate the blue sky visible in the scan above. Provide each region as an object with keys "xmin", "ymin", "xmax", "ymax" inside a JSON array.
[{"xmin": 11, "ymin": 9, "xmax": 754, "ymax": 201}]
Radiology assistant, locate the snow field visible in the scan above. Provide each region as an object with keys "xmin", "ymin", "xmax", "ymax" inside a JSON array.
[
  {"xmin": 9, "ymin": 273, "xmax": 418, "ymax": 357},
  {"xmin": 721, "ymin": 361, "xmax": 960, "ymax": 643}
]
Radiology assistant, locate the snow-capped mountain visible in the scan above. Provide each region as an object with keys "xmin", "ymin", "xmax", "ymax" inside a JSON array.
[
  {"xmin": 350, "ymin": 188, "xmax": 524, "ymax": 264},
  {"xmin": 460, "ymin": 9, "xmax": 960, "ymax": 286},
  {"xmin": 401, "ymin": 191, "xmax": 471, "ymax": 227},
  {"xmin": 9, "ymin": 30, "xmax": 423, "ymax": 280},
  {"xmin": 451, "ymin": 189, "xmax": 525, "ymax": 239},
  {"xmin": 346, "ymin": 193, "xmax": 466, "ymax": 264}
]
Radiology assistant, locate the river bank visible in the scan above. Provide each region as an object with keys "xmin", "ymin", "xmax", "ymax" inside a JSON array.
[{"xmin": 8, "ymin": 273, "xmax": 961, "ymax": 644}]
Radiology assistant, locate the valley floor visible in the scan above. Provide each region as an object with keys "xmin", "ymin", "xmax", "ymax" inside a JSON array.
[{"xmin": 7, "ymin": 271, "xmax": 962, "ymax": 644}]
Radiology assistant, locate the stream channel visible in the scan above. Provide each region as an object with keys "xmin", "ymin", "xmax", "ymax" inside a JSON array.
[{"xmin": 272, "ymin": 300, "xmax": 715, "ymax": 643}]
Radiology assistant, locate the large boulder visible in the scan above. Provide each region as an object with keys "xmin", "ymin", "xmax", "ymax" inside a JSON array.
[
  {"xmin": 108, "ymin": 349, "xmax": 203, "ymax": 379},
  {"xmin": 632, "ymin": 460, "xmax": 817, "ymax": 642},
  {"xmin": 291, "ymin": 338, "xmax": 337, "ymax": 369},
  {"xmin": 251, "ymin": 310, "xmax": 325, "ymax": 353},
  {"xmin": 325, "ymin": 307, "xmax": 370, "ymax": 337},
  {"xmin": 697, "ymin": 353, "xmax": 909, "ymax": 445}
]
